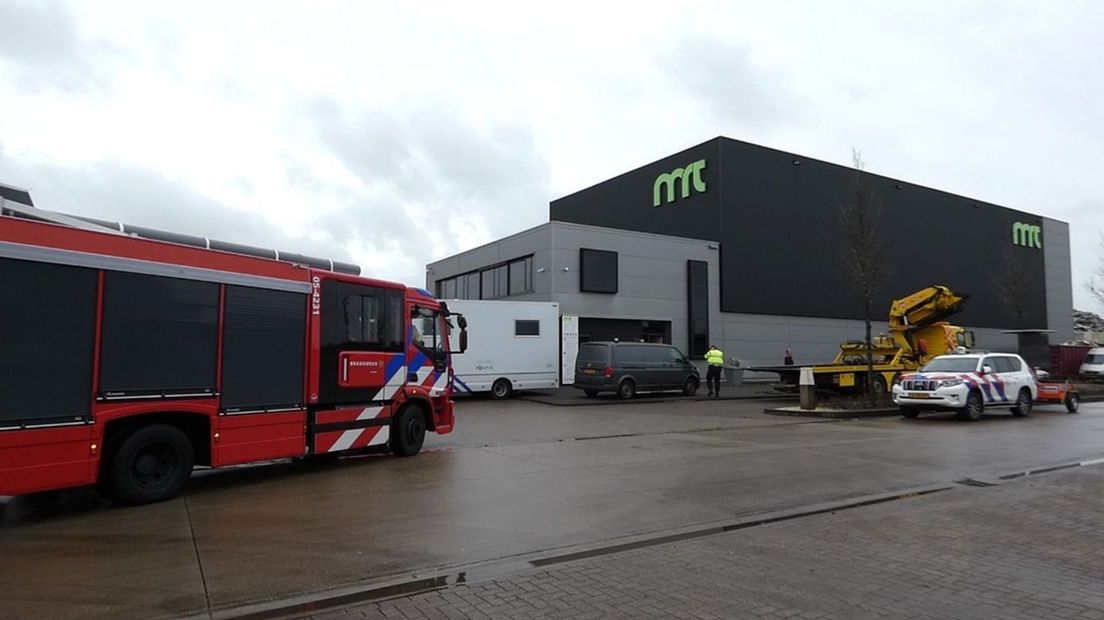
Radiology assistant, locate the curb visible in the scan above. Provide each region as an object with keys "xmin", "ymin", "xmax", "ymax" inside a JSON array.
[
  {"xmin": 517, "ymin": 394, "xmax": 796, "ymax": 407},
  {"xmin": 763, "ymin": 406, "xmax": 899, "ymax": 418}
]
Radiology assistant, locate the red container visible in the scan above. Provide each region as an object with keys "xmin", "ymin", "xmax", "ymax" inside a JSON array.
[{"xmin": 1049, "ymin": 345, "xmax": 1093, "ymax": 377}]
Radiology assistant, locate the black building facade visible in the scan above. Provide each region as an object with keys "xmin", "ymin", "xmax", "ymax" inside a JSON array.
[{"xmin": 550, "ymin": 137, "xmax": 1049, "ymax": 330}]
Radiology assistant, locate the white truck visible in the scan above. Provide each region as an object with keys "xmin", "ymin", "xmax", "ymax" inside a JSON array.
[{"xmin": 444, "ymin": 300, "xmax": 567, "ymax": 399}]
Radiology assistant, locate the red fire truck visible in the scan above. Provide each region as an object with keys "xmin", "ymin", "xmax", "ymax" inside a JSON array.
[{"xmin": 0, "ymin": 190, "xmax": 466, "ymax": 504}]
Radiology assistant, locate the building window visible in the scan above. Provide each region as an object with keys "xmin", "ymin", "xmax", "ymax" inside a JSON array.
[
  {"xmin": 580, "ymin": 248, "xmax": 618, "ymax": 294},
  {"xmin": 436, "ymin": 271, "xmax": 489, "ymax": 300},
  {"xmin": 436, "ymin": 278, "xmax": 457, "ymax": 299},
  {"xmin": 508, "ymin": 256, "xmax": 533, "ymax": 295},
  {"xmin": 440, "ymin": 256, "xmax": 533, "ymax": 301},
  {"xmin": 481, "ymin": 264, "xmax": 508, "ymax": 299},
  {"xmin": 463, "ymin": 272, "xmax": 480, "ymax": 299},
  {"xmin": 515, "ymin": 319, "xmax": 540, "ymax": 336},
  {"xmin": 687, "ymin": 260, "xmax": 709, "ymax": 358}
]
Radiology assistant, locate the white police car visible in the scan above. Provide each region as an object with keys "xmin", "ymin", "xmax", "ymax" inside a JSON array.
[{"xmin": 892, "ymin": 353, "xmax": 1037, "ymax": 421}]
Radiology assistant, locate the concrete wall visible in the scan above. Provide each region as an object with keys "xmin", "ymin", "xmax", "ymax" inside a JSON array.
[{"xmin": 1043, "ymin": 218, "xmax": 1075, "ymax": 343}]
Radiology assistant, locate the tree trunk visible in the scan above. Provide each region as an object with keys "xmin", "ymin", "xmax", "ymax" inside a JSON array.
[{"xmin": 865, "ymin": 299, "xmax": 874, "ymax": 405}]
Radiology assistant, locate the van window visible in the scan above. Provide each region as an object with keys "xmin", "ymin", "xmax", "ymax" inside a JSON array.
[
  {"xmin": 577, "ymin": 343, "xmax": 609, "ymax": 364},
  {"xmin": 642, "ymin": 346, "xmax": 669, "ymax": 363},
  {"xmin": 1085, "ymin": 354, "xmax": 1104, "ymax": 364},
  {"xmin": 617, "ymin": 345, "xmax": 650, "ymax": 364},
  {"xmin": 665, "ymin": 348, "xmax": 686, "ymax": 363}
]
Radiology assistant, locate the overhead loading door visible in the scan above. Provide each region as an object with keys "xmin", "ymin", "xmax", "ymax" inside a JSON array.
[{"xmin": 0, "ymin": 258, "xmax": 97, "ymax": 426}]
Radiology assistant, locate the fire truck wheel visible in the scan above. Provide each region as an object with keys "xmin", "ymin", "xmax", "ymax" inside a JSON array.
[
  {"xmin": 109, "ymin": 424, "xmax": 195, "ymax": 505},
  {"xmin": 1065, "ymin": 393, "xmax": 1079, "ymax": 413},
  {"xmin": 491, "ymin": 378, "xmax": 513, "ymax": 400},
  {"xmin": 391, "ymin": 406, "xmax": 426, "ymax": 457},
  {"xmin": 1010, "ymin": 388, "xmax": 1032, "ymax": 417}
]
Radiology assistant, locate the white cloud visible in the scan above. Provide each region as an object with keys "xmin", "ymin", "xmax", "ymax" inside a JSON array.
[{"xmin": 0, "ymin": 0, "xmax": 1101, "ymax": 311}]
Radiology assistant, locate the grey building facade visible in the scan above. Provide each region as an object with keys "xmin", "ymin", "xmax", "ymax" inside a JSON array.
[{"xmin": 426, "ymin": 138, "xmax": 1074, "ymax": 368}]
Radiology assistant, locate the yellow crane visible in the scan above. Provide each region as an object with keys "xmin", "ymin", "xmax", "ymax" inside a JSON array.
[{"xmin": 753, "ymin": 286, "xmax": 974, "ymax": 394}]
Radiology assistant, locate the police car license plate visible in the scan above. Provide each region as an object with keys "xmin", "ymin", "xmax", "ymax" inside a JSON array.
[{"xmin": 907, "ymin": 392, "xmax": 930, "ymax": 399}]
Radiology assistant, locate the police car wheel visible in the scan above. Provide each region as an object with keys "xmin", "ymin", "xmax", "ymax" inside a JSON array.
[
  {"xmin": 961, "ymin": 391, "xmax": 983, "ymax": 421},
  {"xmin": 1010, "ymin": 388, "xmax": 1032, "ymax": 417}
]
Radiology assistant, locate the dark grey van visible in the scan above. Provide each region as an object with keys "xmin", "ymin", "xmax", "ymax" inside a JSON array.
[{"xmin": 574, "ymin": 342, "xmax": 700, "ymax": 399}]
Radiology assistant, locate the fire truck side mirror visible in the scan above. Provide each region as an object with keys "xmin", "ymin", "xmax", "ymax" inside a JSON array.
[
  {"xmin": 459, "ymin": 329, "xmax": 468, "ymax": 354},
  {"xmin": 456, "ymin": 315, "xmax": 468, "ymax": 330}
]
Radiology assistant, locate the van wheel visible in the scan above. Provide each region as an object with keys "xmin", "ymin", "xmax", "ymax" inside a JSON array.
[
  {"xmin": 491, "ymin": 378, "xmax": 513, "ymax": 400},
  {"xmin": 391, "ymin": 406, "xmax": 426, "ymax": 457},
  {"xmin": 959, "ymin": 391, "xmax": 983, "ymax": 421},
  {"xmin": 682, "ymin": 377, "xmax": 699, "ymax": 396},
  {"xmin": 1010, "ymin": 388, "xmax": 1032, "ymax": 417},
  {"xmin": 583, "ymin": 389, "xmax": 598, "ymax": 398},
  {"xmin": 618, "ymin": 380, "xmax": 636, "ymax": 400},
  {"xmin": 1065, "ymin": 393, "xmax": 1079, "ymax": 413},
  {"xmin": 107, "ymin": 424, "xmax": 194, "ymax": 505}
]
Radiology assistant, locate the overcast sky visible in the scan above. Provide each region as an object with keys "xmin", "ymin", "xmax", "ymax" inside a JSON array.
[{"xmin": 1, "ymin": 1, "xmax": 1102, "ymax": 311}]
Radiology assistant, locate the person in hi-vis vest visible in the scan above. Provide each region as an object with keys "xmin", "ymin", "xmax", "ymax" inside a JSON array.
[{"xmin": 705, "ymin": 345, "xmax": 725, "ymax": 398}]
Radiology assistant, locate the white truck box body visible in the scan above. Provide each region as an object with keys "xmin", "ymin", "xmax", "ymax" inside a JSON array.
[{"xmin": 445, "ymin": 300, "xmax": 562, "ymax": 396}]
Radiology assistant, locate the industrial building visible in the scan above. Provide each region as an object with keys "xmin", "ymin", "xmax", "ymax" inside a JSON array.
[{"xmin": 426, "ymin": 137, "xmax": 1073, "ymax": 367}]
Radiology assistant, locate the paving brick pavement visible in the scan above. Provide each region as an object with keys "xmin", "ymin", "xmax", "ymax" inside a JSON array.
[{"xmin": 306, "ymin": 465, "xmax": 1104, "ymax": 619}]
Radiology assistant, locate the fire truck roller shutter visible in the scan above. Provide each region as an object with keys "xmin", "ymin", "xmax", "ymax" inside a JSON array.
[
  {"xmin": 99, "ymin": 272, "xmax": 219, "ymax": 399},
  {"xmin": 0, "ymin": 258, "xmax": 97, "ymax": 425},
  {"xmin": 221, "ymin": 286, "xmax": 307, "ymax": 412}
]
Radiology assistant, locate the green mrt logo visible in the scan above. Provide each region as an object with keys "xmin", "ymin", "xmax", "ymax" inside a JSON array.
[
  {"xmin": 653, "ymin": 159, "xmax": 707, "ymax": 207},
  {"xmin": 1011, "ymin": 222, "xmax": 1042, "ymax": 249}
]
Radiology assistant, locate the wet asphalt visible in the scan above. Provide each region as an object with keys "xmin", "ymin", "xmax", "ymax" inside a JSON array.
[{"xmin": 2, "ymin": 396, "xmax": 1102, "ymax": 619}]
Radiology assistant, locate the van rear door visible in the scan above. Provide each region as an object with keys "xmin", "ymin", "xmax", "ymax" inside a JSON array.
[{"xmin": 576, "ymin": 343, "xmax": 609, "ymax": 382}]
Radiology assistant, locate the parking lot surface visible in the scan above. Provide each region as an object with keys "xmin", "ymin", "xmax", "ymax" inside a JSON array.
[
  {"xmin": 312, "ymin": 464, "xmax": 1104, "ymax": 620},
  {"xmin": 1, "ymin": 397, "xmax": 1102, "ymax": 619}
]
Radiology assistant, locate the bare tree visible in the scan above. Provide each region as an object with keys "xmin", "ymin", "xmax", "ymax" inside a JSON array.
[
  {"xmin": 1089, "ymin": 233, "xmax": 1104, "ymax": 310},
  {"xmin": 838, "ymin": 149, "xmax": 888, "ymax": 401},
  {"xmin": 993, "ymin": 247, "xmax": 1034, "ymax": 327}
]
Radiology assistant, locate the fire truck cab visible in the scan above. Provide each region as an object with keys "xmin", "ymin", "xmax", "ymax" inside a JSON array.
[{"xmin": 0, "ymin": 191, "xmax": 464, "ymax": 504}]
